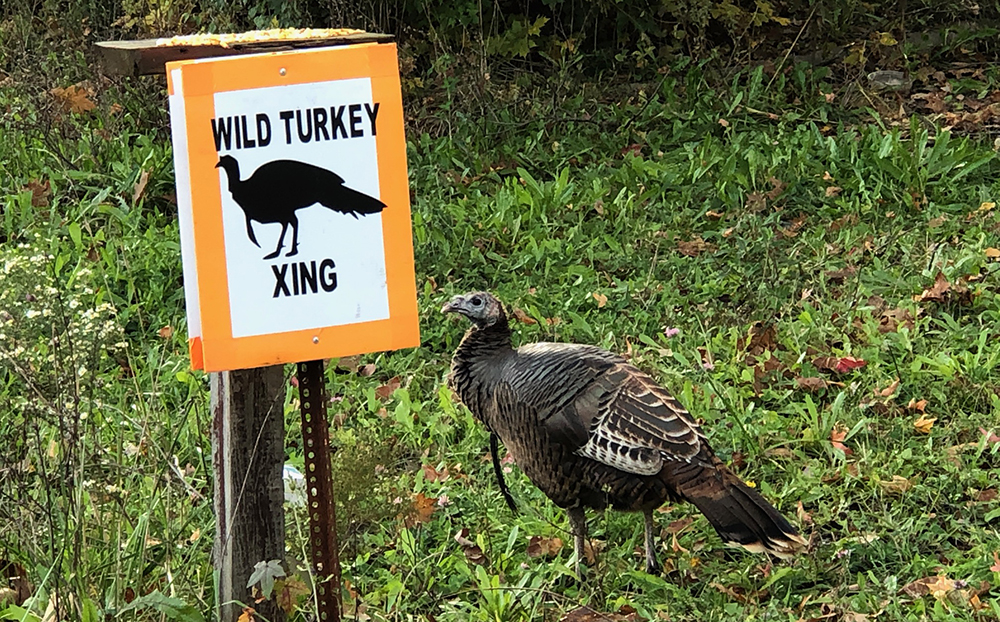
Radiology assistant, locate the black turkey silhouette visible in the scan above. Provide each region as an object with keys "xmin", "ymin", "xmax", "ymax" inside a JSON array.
[{"xmin": 216, "ymin": 155, "xmax": 386, "ymax": 259}]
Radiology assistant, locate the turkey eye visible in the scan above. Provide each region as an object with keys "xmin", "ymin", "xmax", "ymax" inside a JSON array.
[{"xmin": 471, "ymin": 296, "xmax": 483, "ymax": 306}]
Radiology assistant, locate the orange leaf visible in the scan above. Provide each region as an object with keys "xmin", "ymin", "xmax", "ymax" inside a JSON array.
[
  {"xmin": 591, "ymin": 292, "xmax": 608, "ymax": 308},
  {"xmin": 51, "ymin": 83, "xmax": 96, "ymax": 114},
  {"xmin": 512, "ymin": 307, "xmax": 537, "ymax": 325},
  {"xmin": 408, "ymin": 492, "xmax": 437, "ymax": 526},
  {"xmin": 25, "ymin": 179, "xmax": 51, "ymax": 207},
  {"xmin": 918, "ymin": 272, "xmax": 951, "ymax": 303},
  {"xmin": 830, "ymin": 423, "xmax": 852, "ymax": 455},
  {"xmin": 913, "ymin": 414, "xmax": 936, "ymax": 434},
  {"xmin": 157, "ymin": 325, "xmax": 174, "ymax": 339},
  {"xmin": 237, "ymin": 607, "xmax": 256, "ymax": 622},
  {"xmin": 986, "ymin": 247, "xmax": 1000, "ymax": 259},
  {"xmin": 906, "ymin": 398, "xmax": 927, "ymax": 413},
  {"xmin": 421, "ymin": 463, "xmax": 450, "ymax": 483},
  {"xmin": 878, "ymin": 378, "xmax": 900, "ymax": 398},
  {"xmin": 375, "ymin": 376, "xmax": 401, "ymax": 400},
  {"xmin": 526, "ymin": 535, "xmax": 564, "ymax": 558}
]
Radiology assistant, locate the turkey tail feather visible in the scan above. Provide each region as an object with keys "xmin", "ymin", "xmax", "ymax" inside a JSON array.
[
  {"xmin": 321, "ymin": 185, "xmax": 386, "ymax": 217},
  {"xmin": 675, "ymin": 464, "xmax": 806, "ymax": 559}
]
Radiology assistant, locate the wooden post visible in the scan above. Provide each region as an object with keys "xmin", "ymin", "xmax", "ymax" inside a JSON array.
[{"xmin": 211, "ymin": 367, "xmax": 287, "ymax": 622}]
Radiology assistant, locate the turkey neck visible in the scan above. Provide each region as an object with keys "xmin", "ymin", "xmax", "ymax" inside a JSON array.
[{"xmin": 450, "ymin": 316, "xmax": 513, "ymax": 427}]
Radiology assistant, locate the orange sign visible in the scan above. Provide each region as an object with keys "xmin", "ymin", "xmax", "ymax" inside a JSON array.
[{"xmin": 167, "ymin": 43, "xmax": 418, "ymax": 372}]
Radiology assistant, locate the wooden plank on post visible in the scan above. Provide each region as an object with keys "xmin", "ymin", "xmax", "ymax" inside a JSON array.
[{"xmin": 211, "ymin": 366, "xmax": 287, "ymax": 622}]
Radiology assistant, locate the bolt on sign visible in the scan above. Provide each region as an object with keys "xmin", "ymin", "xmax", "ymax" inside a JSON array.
[{"xmin": 167, "ymin": 43, "xmax": 419, "ymax": 371}]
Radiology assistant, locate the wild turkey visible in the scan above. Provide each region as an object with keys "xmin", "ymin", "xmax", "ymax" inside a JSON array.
[{"xmin": 443, "ymin": 291, "xmax": 807, "ymax": 574}]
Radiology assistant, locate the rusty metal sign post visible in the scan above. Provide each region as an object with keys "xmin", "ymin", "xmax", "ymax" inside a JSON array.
[{"xmin": 297, "ymin": 360, "xmax": 341, "ymax": 622}]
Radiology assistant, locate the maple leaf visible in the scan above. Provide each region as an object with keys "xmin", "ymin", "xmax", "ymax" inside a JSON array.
[
  {"xmin": 512, "ymin": 307, "xmax": 537, "ymax": 325},
  {"xmin": 273, "ymin": 576, "xmax": 310, "ymax": 615},
  {"xmin": 591, "ymin": 292, "xmax": 608, "ymax": 308},
  {"xmin": 527, "ymin": 535, "xmax": 564, "ymax": 558},
  {"xmin": 406, "ymin": 492, "xmax": 437, "ymax": 526},
  {"xmin": 913, "ymin": 414, "xmax": 936, "ymax": 434},
  {"xmin": 51, "ymin": 82, "xmax": 96, "ymax": 114},
  {"xmin": 247, "ymin": 560, "xmax": 285, "ymax": 599},
  {"xmin": 375, "ymin": 376, "xmax": 401, "ymax": 400},
  {"xmin": 830, "ymin": 424, "xmax": 852, "ymax": 455}
]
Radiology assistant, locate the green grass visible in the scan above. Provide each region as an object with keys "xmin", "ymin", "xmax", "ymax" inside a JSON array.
[{"xmin": 2, "ymin": 45, "xmax": 1000, "ymax": 622}]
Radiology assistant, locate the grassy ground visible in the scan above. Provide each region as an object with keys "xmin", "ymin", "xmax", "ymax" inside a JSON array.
[{"xmin": 2, "ymin": 43, "xmax": 1000, "ymax": 621}]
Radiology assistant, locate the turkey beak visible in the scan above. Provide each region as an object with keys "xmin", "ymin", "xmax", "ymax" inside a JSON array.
[
  {"xmin": 214, "ymin": 161, "xmax": 222, "ymax": 168},
  {"xmin": 441, "ymin": 296, "xmax": 465, "ymax": 315}
]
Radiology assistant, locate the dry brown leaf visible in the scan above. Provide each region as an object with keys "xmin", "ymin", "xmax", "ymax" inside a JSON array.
[
  {"xmin": 825, "ymin": 186, "xmax": 843, "ymax": 197},
  {"xmin": 913, "ymin": 414, "xmax": 936, "ymax": 434},
  {"xmin": 878, "ymin": 378, "xmax": 900, "ymax": 398},
  {"xmin": 526, "ymin": 535, "xmax": 564, "ymax": 558},
  {"xmin": 878, "ymin": 307, "xmax": 914, "ymax": 333},
  {"xmin": 830, "ymin": 423, "xmax": 852, "ymax": 455},
  {"xmin": 421, "ymin": 464, "xmax": 450, "ymax": 483},
  {"xmin": 375, "ymin": 376, "xmax": 402, "ymax": 400},
  {"xmin": 25, "ymin": 179, "xmax": 51, "ymax": 207},
  {"xmin": 906, "ymin": 398, "xmax": 927, "ymax": 413},
  {"xmin": 582, "ymin": 539, "xmax": 605, "ymax": 565},
  {"xmin": 746, "ymin": 191, "xmax": 766, "ymax": 212},
  {"xmin": 274, "ymin": 577, "xmax": 310, "ymax": 615},
  {"xmin": 722, "ymin": 226, "xmax": 736, "ymax": 238},
  {"xmin": 512, "ymin": 307, "xmax": 537, "ymax": 325},
  {"xmin": 825, "ymin": 266, "xmax": 857, "ymax": 283},
  {"xmin": 986, "ymin": 247, "xmax": 1000, "ymax": 259},
  {"xmin": 406, "ymin": 492, "xmax": 437, "ymax": 526},
  {"xmin": 706, "ymin": 210, "xmax": 724, "ymax": 220},
  {"xmin": 917, "ymin": 272, "xmax": 950, "ymax": 303},
  {"xmin": 666, "ymin": 516, "xmax": 695, "ymax": 534},
  {"xmin": 796, "ymin": 500, "xmax": 812, "ymax": 525},
  {"xmin": 133, "ymin": 169, "xmax": 150, "ymax": 205},
  {"xmin": 592, "ymin": 292, "xmax": 608, "ymax": 308},
  {"xmin": 718, "ymin": 118, "xmax": 730, "ymax": 127},
  {"xmin": 358, "ymin": 363, "xmax": 376, "ymax": 377},
  {"xmin": 990, "ymin": 551, "xmax": 1000, "ymax": 573},
  {"xmin": 879, "ymin": 475, "xmax": 913, "ymax": 494},
  {"xmin": 766, "ymin": 177, "xmax": 786, "ymax": 200},
  {"xmin": 796, "ymin": 376, "xmax": 829, "ymax": 392},
  {"xmin": 51, "ymin": 83, "xmax": 96, "ymax": 114},
  {"xmin": 822, "ymin": 171, "xmax": 835, "ymax": 181},
  {"xmin": 677, "ymin": 236, "xmax": 714, "ymax": 257},
  {"xmin": 454, "ymin": 528, "xmax": 488, "ymax": 565},
  {"xmin": 927, "ymin": 214, "xmax": 948, "ymax": 228},
  {"xmin": 237, "ymin": 607, "xmax": 256, "ymax": 622},
  {"xmin": 336, "ymin": 355, "xmax": 360, "ymax": 372}
]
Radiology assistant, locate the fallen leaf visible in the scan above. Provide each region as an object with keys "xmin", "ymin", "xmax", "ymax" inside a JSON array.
[
  {"xmin": 706, "ymin": 210, "xmax": 724, "ymax": 220},
  {"xmin": 796, "ymin": 500, "xmax": 812, "ymax": 525},
  {"xmin": 766, "ymin": 177, "xmax": 786, "ymax": 200},
  {"xmin": 927, "ymin": 214, "xmax": 948, "ymax": 228},
  {"xmin": 592, "ymin": 292, "xmax": 608, "ymax": 308},
  {"xmin": 977, "ymin": 489, "xmax": 997, "ymax": 503},
  {"xmin": 677, "ymin": 236, "xmax": 714, "ymax": 257},
  {"xmin": 375, "ymin": 376, "xmax": 401, "ymax": 399},
  {"xmin": 980, "ymin": 427, "xmax": 1000, "ymax": 444},
  {"xmin": 796, "ymin": 376, "xmax": 829, "ymax": 392},
  {"xmin": 421, "ymin": 463, "xmax": 450, "ymax": 483},
  {"xmin": 917, "ymin": 272, "xmax": 950, "ymax": 303},
  {"xmin": 825, "ymin": 186, "xmax": 843, "ymax": 198},
  {"xmin": 237, "ymin": 607, "xmax": 256, "ymax": 622},
  {"xmin": 133, "ymin": 169, "xmax": 150, "ymax": 204},
  {"xmin": 336, "ymin": 355, "xmax": 360, "ymax": 372},
  {"xmin": 913, "ymin": 414, "xmax": 936, "ymax": 434},
  {"xmin": 831, "ymin": 423, "xmax": 853, "ymax": 455},
  {"xmin": 718, "ymin": 118, "xmax": 730, "ymax": 127},
  {"xmin": 878, "ymin": 307, "xmax": 914, "ymax": 333},
  {"xmin": 512, "ymin": 307, "xmax": 537, "ymax": 325},
  {"xmin": 878, "ymin": 475, "xmax": 913, "ymax": 494},
  {"xmin": 986, "ymin": 247, "xmax": 1000, "ymax": 259},
  {"xmin": 51, "ymin": 82, "xmax": 96, "ymax": 114},
  {"xmin": 454, "ymin": 528, "xmax": 488, "ymax": 565},
  {"xmin": 358, "ymin": 363, "xmax": 376, "ymax": 377},
  {"xmin": 822, "ymin": 171, "xmax": 835, "ymax": 182},
  {"xmin": 746, "ymin": 191, "xmax": 766, "ymax": 212},
  {"xmin": 906, "ymin": 398, "xmax": 927, "ymax": 413},
  {"xmin": 527, "ymin": 535, "xmax": 564, "ymax": 558},
  {"xmin": 990, "ymin": 551, "xmax": 1000, "ymax": 573},
  {"xmin": 157, "ymin": 325, "xmax": 174, "ymax": 339},
  {"xmin": 825, "ymin": 266, "xmax": 857, "ymax": 283},
  {"xmin": 743, "ymin": 322, "xmax": 778, "ymax": 357},
  {"xmin": 25, "ymin": 179, "xmax": 51, "ymax": 207},
  {"xmin": 405, "ymin": 492, "xmax": 437, "ymax": 526},
  {"xmin": 722, "ymin": 226, "xmax": 736, "ymax": 237},
  {"xmin": 666, "ymin": 516, "xmax": 695, "ymax": 534},
  {"xmin": 878, "ymin": 378, "xmax": 900, "ymax": 398},
  {"xmin": 582, "ymin": 539, "xmax": 605, "ymax": 565},
  {"xmin": 834, "ymin": 357, "xmax": 866, "ymax": 373},
  {"xmin": 274, "ymin": 576, "xmax": 310, "ymax": 615},
  {"xmin": 189, "ymin": 528, "xmax": 201, "ymax": 543}
]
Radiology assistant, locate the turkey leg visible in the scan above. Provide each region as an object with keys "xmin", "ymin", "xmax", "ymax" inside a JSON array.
[
  {"xmin": 644, "ymin": 509, "xmax": 660, "ymax": 574},
  {"xmin": 568, "ymin": 506, "xmax": 587, "ymax": 577},
  {"xmin": 264, "ymin": 222, "xmax": 289, "ymax": 260}
]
